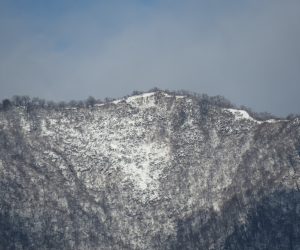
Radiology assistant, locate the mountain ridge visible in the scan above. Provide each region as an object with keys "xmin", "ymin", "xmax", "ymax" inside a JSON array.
[
  {"xmin": 0, "ymin": 90, "xmax": 299, "ymax": 249},
  {"xmin": 1, "ymin": 89, "xmax": 291, "ymax": 120}
]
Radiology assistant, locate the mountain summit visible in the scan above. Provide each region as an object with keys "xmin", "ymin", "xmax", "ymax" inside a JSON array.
[{"xmin": 0, "ymin": 90, "xmax": 299, "ymax": 249}]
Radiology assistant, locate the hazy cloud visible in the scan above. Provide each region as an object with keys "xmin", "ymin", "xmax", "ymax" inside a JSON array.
[{"xmin": 0, "ymin": 0, "xmax": 299, "ymax": 116}]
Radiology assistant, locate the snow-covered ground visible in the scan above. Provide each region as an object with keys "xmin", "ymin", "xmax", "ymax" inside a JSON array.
[
  {"xmin": 95, "ymin": 91, "xmax": 185, "ymax": 108},
  {"xmin": 224, "ymin": 108, "xmax": 287, "ymax": 124}
]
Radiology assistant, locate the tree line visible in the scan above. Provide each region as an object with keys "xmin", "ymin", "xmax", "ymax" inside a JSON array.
[
  {"xmin": 0, "ymin": 95, "xmax": 104, "ymax": 111},
  {"xmin": 0, "ymin": 89, "xmax": 298, "ymax": 120}
]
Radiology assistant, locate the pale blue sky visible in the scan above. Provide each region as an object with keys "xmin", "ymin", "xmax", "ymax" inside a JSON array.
[{"xmin": 0, "ymin": 0, "xmax": 299, "ymax": 116}]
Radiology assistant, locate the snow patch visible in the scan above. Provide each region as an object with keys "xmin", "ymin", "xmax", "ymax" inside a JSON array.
[
  {"xmin": 41, "ymin": 103, "xmax": 172, "ymax": 202},
  {"xmin": 121, "ymin": 141, "xmax": 169, "ymax": 196},
  {"xmin": 212, "ymin": 201, "xmax": 220, "ymax": 212},
  {"xmin": 96, "ymin": 92, "xmax": 187, "ymax": 108},
  {"xmin": 20, "ymin": 116, "xmax": 31, "ymax": 133},
  {"xmin": 225, "ymin": 108, "xmax": 258, "ymax": 122},
  {"xmin": 263, "ymin": 119, "xmax": 288, "ymax": 123},
  {"xmin": 126, "ymin": 92, "xmax": 156, "ymax": 102},
  {"xmin": 40, "ymin": 120, "xmax": 55, "ymax": 136},
  {"xmin": 112, "ymin": 99, "xmax": 123, "ymax": 105},
  {"xmin": 224, "ymin": 108, "xmax": 286, "ymax": 124},
  {"xmin": 94, "ymin": 103, "xmax": 105, "ymax": 107}
]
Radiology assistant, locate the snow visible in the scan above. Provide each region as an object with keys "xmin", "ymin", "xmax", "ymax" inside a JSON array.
[
  {"xmin": 112, "ymin": 99, "xmax": 123, "ymax": 104},
  {"xmin": 20, "ymin": 93, "xmax": 289, "ymax": 204},
  {"xmin": 126, "ymin": 92, "xmax": 156, "ymax": 102},
  {"xmin": 224, "ymin": 108, "xmax": 287, "ymax": 124},
  {"xmin": 121, "ymin": 141, "xmax": 169, "ymax": 201},
  {"xmin": 94, "ymin": 103, "xmax": 105, "ymax": 107},
  {"xmin": 20, "ymin": 115, "xmax": 31, "ymax": 133},
  {"xmin": 40, "ymin": 120, "xmax": 55, "ymax": 136},
  {"xmin": 65, "ymin": 107, "xmax": 77, "ymax": 110},
  {"xmin": 225, "ymin": 108, "xmax": 258, "ymax": 122},
  {"xmin": 95, "ymin": 92, "xmax": 186, "ymax": 108},
  {"xmin": 37, "ymin": 96, "xmax": 173, "ymax": 202},
  {"xmin": 262, "ymin": 119, "xmax": 288, "ymax": 123}
]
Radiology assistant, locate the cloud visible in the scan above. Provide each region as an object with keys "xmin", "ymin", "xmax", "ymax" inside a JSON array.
[{"xmin": 0, "ymin": 0, "xmax": 299, "ymax": 116}]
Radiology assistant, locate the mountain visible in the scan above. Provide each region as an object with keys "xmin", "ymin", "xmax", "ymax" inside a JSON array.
[{"xmin": 0, "ymin": 90, "xmax": 299, "ymax": 249}]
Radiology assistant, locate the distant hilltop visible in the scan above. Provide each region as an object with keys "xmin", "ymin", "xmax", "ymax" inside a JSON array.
[{"xmin": 0, "ymin": 89, "xmax": 299, "ymax": 249}]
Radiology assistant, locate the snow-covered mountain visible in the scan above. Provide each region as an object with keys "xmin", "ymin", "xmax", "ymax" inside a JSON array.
[{"xmin": 0, "ymin": 90, "xmax": 299, "ymax": 249}]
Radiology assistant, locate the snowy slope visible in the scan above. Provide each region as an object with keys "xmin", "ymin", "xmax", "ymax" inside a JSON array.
[{"xmin": 0, "ymin": 90, "xmax": 299, "ymax": 249}]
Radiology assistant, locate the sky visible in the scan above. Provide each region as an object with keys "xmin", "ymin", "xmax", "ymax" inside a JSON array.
[{"xmin": 0, "ymin": 0, "xmax": 299, "ymax": 116}]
